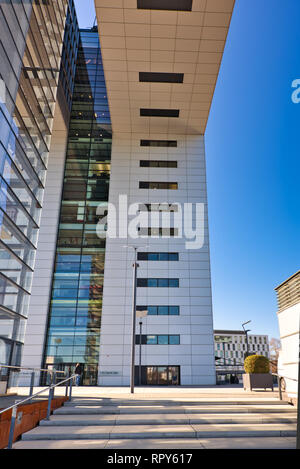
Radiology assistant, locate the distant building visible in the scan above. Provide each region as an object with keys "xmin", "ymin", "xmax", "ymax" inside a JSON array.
[
  {"xmin": 214, "ymin": 330, "xmax": 270, "ymax": 383},
  {"xmin": 275, "ymin": 271, "xmax": 300, "ymax": 404}
]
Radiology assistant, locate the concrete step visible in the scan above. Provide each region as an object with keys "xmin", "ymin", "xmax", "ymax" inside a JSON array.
[
  {"xmin": 54, "ymin": 404, "xmax": 296, "ymax": 415},
  {"xmin": 40, "ymin": 413, "xmax": 297, "ymax": 426},
  {"xmin": 62, "ymin": 398, "xmax": 289, "ymax": 407},
  {"xmin": 13, "ymin": 436, "xmax": 297, "ymax": 450},
  {"xmin": 20, "ymin": 423, "xmax": 297, "ymax": 441}
]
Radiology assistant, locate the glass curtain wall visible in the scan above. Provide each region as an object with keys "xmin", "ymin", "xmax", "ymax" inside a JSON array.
[
  {"xmin": 0, "ymin": 0, "xmax": 69, "ymax": 371},
  {"xmin": 43, "ymin": 28, "xmax": 112, "ymax": 386}
]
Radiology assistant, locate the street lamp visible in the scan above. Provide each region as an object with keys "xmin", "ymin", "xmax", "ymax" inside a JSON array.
[
  {"xmin": 130, "ymin": 246, "xmax": 138, "ymax": 394},
  {"xmin": 242, "ymin": 320, "xmax": 251, "ymax": 358},
  {"xmin": 139, "ymin": 321, "xmax": 143, "ymax": 386},
  {"xmin": 297, "ymin": 317, "xmax": 300, "ymax": 449},
  {"xmin": 123, "ymin": 245, "xmax": 148, "ymax": 394}
]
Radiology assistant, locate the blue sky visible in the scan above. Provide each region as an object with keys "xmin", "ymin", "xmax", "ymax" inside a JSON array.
[{"xmin": 74, "ymin": 0, "xmax": 300, "ymax": 339}]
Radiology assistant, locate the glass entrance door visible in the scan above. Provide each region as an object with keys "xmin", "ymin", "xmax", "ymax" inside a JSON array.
[
  {"xmin": 42, "ymin": 363, "xmax": 98, "ymax": 386},
  {"xmin": 146, "ymin": 366, "xmax": 180, "ymax": 385}
]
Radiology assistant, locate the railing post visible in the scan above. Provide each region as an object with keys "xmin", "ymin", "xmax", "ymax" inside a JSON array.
[
  {"xmin": 68, "ymin": 375, "xmax": 73, "ymax": 402},
  {"xmin": 278, "ymin": 376, "xmax": 283, "ymax": 401},
  {"xmin": 65, "ymin": 371, "xmax": 69, "ymax": 397},
  {"xmin": 29, "ymin": 371, "xmax": 35, "ymax": 398},
  {"xmin": 7, "ymin": 401, "xmax": 19, "ymax": 450},
  {"xmin": 52, "ymin": 371, "xmax": 56, "ymax": 398},
  {"xmin": 46, "ymin": 385, "xmax": 54, "ymax": 420}
]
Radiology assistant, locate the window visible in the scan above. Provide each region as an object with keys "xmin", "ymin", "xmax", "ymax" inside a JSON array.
[
  {"xmin": 138, "ymin": 228, "xmax": 179, "ymax": 237},
  {"xmin": 139, "ymin": 72, "xmax": 184, "ymax": 83},
  {"xmin": 137, "ymin": 0, "xmax": 193, "ymax": 11},
  {"xmin": 140, "ymin": 140, "xmax": 177, "ymax": 147},
  {"xmin": 137, "ymin": 278, "xmax": 179, "ymax": 288},
  {"xmin": 140, "ymin": 160, "xmax": 177, "ymax": 168},
  {"xmin": 169, "ymin": 335, "xmax": 180, "ymax": 345},
  {"xmin": 138, "ymin": 203, "xmax": 179, "ymax": 212},
  {"xmin": 157, "ymin": 335, "xmax": 168, "ymax": 345},
  {"xmin": 139, "ymin": 181, "xmax": 178, "ymax": 190},
  {"xmin": 140, "ymin": 109, "xmax": 179, "ymax": 118},
  {"xmin": 137, "ymin": 252, "xmax": 178, "ymax": 261},
  {"xmin": 146, "ymin": 335, "xmax": 157, "ymax": 345},
  {"xmin": 137, "ymin": 306, "xmax": 179, "ymax": 316},
  {"xmin": 136, "ymin": 335, "xmax": 180, "ymax": 345}
]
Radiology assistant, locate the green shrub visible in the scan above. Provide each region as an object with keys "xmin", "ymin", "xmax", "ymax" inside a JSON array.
[{"xmin": 244, "ymin": 355, "xmax": 270, "ymax": 374}]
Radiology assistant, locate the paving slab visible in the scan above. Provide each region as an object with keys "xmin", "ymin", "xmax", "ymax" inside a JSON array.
[
  {"xmin": 183, "ymin": 404, "xmax": 296, "ymax": 413},
  {"xmin": 105, "ymin": 437, "xmax": 297, "ymax": 450},
  {"xmin": 13, "ymin": 439, "xmax": 109, "ymax": 449},
  {"xmin": 109, "ymin": 424, "xmax": 196, "ymax": 439},
  {"xmin": 193, "ymin": 423, "xmax": 297, "ymax": 438},
  {"xmin": 198, "ymin": 437, "xmax": 296, "ymax": 450},
  {"xmin": 54, "ymin": 405, "xmax": 121, "ymax": 415},
  {"xmin": 21, "ymin": 425, "xmax": 115, "ymax": 440}
]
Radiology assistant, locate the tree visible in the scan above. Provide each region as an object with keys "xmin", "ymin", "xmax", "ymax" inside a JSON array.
[{"xmin": 269, "ymin": 338, "xmax": 281, "ymax": 360}]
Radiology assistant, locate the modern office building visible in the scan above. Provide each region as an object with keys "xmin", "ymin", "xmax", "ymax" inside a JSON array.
[
  {"xmin": 0, "ymin": 0, "xmax": 78, "ymax": 377},
  {"xmin": 275, "ymin": 271, "xmax": 300, "ymax": 404},
  {"xmin": 214, "ymin": 330, "xmax": 270, "ymax": 383},
  {"xmin": 2, "ymin": 1, "xmax": 236, "ymax": 387},
  {"xmin": 94, "ymin": 0, "xmax": 236, "ymax": 386}
]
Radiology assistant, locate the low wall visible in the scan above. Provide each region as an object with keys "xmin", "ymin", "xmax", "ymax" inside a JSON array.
[{"xmin": 0, "ymin": 397, "xmax": 68, "ymax": 449}]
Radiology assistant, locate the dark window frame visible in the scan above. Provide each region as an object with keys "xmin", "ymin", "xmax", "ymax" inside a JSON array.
[
  {"xmin": 140, "ymin": 140, "xmax": 177, "ymax": 147},
  {"xmin": 140, "ymin": 108, "xmax": 180, "ymax": 118},
  {"xmin": 137, "ymin": 278, "xmax": 179, "ymax": 288},
  {"xmin": 140, "ymin": 160, "xmax": 177, "ymax": 168},
  {"xmin": 139, "ymin": 72, "xmax": 184, "ymax": 83},
  {"xmin": 137, "ymin": 0, "xmax": 193, "ymax": 11}
]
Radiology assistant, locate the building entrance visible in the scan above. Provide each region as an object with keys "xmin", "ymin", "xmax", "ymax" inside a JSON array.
[
  {"xmin": 42, "ymin": 363, "xmax": 98, "ymax": 386},
  {"xmin": 135, "ymin": 366, "xmax": 180, "ymax": 385}
]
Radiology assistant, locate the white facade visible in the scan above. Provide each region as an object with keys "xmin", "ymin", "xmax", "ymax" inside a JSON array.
[
  {"xmin": 275, "ymin": 271, "xmax": 300, "ymax": 401},
  {"xmin": 98, "ymin": 133, "xmax": 215, "ymax": 385},
  {"xmin": 95, "ymin": 0, "xmax": 235, "ymax": 385},
  {"xmin": 20, "ymin": 103, "xmax": 68, "ymax": 376},
  {"xmin": 276, "ymin": 298, "xmax": 300, "ymax": 400}
]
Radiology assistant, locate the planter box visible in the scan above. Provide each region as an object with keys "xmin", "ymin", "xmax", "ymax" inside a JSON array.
[
  {"xmin": 243, "ymin": 373, "xmax": 274, "ymax": 391},
  {"xmin": 0, "ymin": 396, "xmax": 68, "ymax": 449}
]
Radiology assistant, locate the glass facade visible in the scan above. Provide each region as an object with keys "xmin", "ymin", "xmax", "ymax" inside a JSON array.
[
  {"xmin": 59, "ymin": 0, "xmax": 79, "ymax": 114},
  {"xmin": 0, "ymin": 0, "xmax": 70, "ymax": 370},
  {"xmin": 43, "ymin": 28, "xmax": 112, "ymax": 386}
]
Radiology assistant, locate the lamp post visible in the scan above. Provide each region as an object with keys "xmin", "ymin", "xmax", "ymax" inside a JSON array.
[
  {"xmin": 130, "ymin": 247, "xmax": 138, "ymax": 394},
  {"xmin": 242, "ymin": 320, "xmax": 251, "ymax": 359},
  {"xmin": 297, "ymin": 318, "xmax": 300, "ymax": 449},
  {"xmin": 123, "ymin": 244, "xmax": 148, "ymax": 394},
  {"xmin": 139, "ymin": 321, "xmax": 142, "ymax": 386}
]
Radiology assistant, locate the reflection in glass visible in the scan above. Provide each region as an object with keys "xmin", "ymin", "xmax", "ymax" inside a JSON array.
[{"xmin": 43, "ymin": 29, "xmax": 111, "ymax": 384}]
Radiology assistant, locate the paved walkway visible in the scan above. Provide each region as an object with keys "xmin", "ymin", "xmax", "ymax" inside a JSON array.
[{"xmin": 3, "ymin": 383, "xmax": 280, "ymax": 399}]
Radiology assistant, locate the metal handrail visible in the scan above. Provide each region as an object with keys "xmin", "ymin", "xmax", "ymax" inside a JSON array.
[
  {"xmin": 0, "ymin": 373, "xmax": 77, "ymax": 449},
  {"xmin": 0, "ymin": 364, "xmax": 65, "ymax": 374},
  {"xmin": 0, "ymin": 363, "xmax": 66, "ymax": 397},
  {"xmin": 271, "ymin": 373, "xmax": 298, "ymax": 402},
  {"xmin": 272, "ymin": 373, "xmax": 298, "ymax": 383}
]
